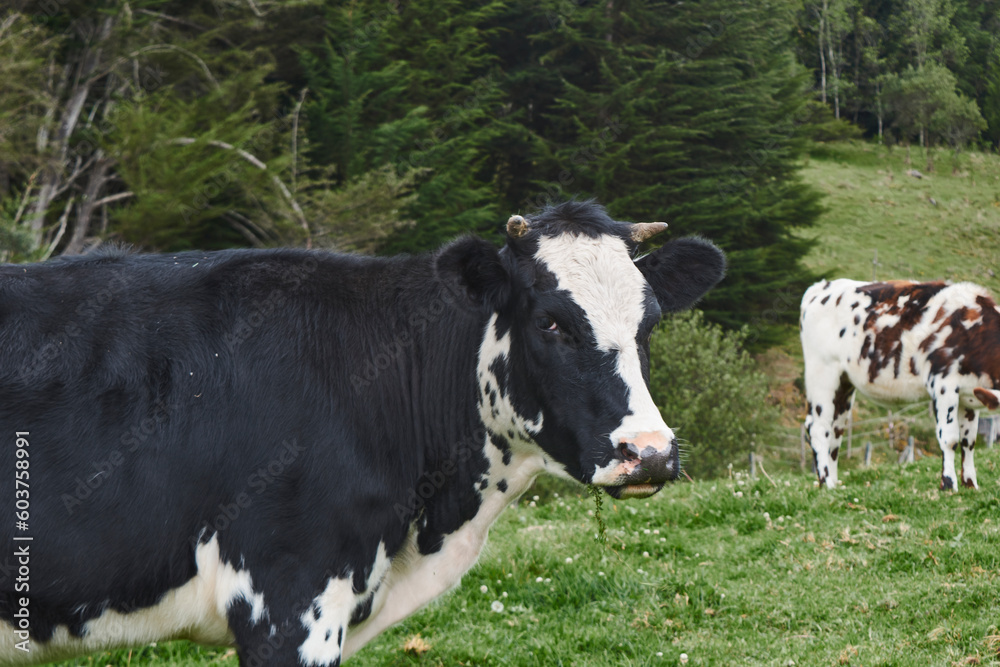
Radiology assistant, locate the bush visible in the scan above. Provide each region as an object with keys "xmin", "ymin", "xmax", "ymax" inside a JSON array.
[{"xmin": 649, "ymin": 310, "xmax": 779, "ymax": 480}]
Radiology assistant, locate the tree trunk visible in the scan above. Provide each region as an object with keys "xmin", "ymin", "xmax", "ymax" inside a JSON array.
[
  {"xmin": 25, "ymin": 16, "xmax": 114, "ymax": 246},
  {"xmin": 63, "ymin": 157, "xmax": 110, "ymax": 255},
  {"xmin": 818, "ymin": 10, "xmax": 827, "ymax": 105}
]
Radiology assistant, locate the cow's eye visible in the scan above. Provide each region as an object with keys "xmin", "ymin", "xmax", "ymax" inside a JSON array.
[{"xmin": 536, "ymin": 316, "xmax": 560, "ymax": 334}]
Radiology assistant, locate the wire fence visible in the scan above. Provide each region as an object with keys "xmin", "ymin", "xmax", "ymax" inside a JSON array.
[{"xmin": 750, "ymin": 403, "xmax": 1000, "ymax": 478}]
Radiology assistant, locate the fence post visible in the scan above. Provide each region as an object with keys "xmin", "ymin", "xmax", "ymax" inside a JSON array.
[
  {"xmin": 864, "ymin": 441, "xmax": 872, "ymax": 467},
  {"xmin": 846, "ymin": 408, "xmax": 853, "ymax": 459},
  {"xmin": 749, "ymin": 452, "xmax": 757, "ymax": 479},
  {"xmin": 899, "ymin": 436, "xmax": 914, "ymax": 464},
  {"xmin": 887, "ymin": 409, "xmax": 894, "ymax": 452},
  {"xmin": 800, "ymin": 423, "xmax": 807, "ymax": 472}
]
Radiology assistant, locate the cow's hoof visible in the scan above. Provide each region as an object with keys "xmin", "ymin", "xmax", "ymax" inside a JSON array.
[
  {"xmin": 940, "ymin": 476, "xmax": 955, "ymax": 491},
  {"xmin": 962, "ymin": 478, "xmax": 979, "ymax": 489}
]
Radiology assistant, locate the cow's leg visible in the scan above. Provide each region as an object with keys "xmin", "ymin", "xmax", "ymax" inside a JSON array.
[
  {"xmin": 959, "ymin": 408, "xmax": 979, "ymax": 489},
  {"xmin": 804, "ymin": 369, "xmax": 854, "ymax": 488},
  {"xmin": 933, "ymin": 391, "xmax": 963, "ymax": 490},
  {"xmin": 230, "ymin": 576, "xmax": 356, "ymax": 667}
]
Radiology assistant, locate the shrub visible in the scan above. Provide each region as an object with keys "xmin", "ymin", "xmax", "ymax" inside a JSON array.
[{"xmin": 649, "ymin": 310, "xmax": 779, "ymax": 479}]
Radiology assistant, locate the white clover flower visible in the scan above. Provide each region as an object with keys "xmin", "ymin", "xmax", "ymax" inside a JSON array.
[
  {"xmin": 491, "ymin": 600, "xmax": 504, "ymax": 613},
  {"xmin": 536, "ymin": 576, "xmax": 544, "ymax": 583},
  {"xmin": 480, "ymin": 585, "xmax": 488, "ymax": 594},
  {"xmin": 643, "ymin": 551, "xmax": 650, "ymax": 558},
  {"xmin": 502, "ymin": 592, "xmax": 508, "ymax": 598},
  {"xmin": 565, "ymin": 557, "xmax": 573, "ymax": 564},
  {"xmin": 533, "ymin": 495, "xmax": 539, "ymax": 501},
  {"xmin": 680, "ymin": 653, "xmax": 689, "ymax": 664},
  {"xmin": 598, "ymin": 571, "xmax": 605, "ymax": 576}
]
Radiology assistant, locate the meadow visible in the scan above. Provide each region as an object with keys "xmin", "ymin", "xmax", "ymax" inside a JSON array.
[
  {"xmin": 57, "ymin": 448, "xmax": 1000, "ymax": 667},
  {"xmin": 50, "ymin": 142, "xmax": 1000, "ymax": 666}
]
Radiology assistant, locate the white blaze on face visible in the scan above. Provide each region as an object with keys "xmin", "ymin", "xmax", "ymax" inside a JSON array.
[{"xmin": 533, "ymin": 233, "xmax": 674, "ymax": 481}]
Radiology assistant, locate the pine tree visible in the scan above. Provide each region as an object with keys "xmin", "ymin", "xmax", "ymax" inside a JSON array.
[{"xmin": 524, "ymin": 0, "xmax": 824, "ymax": 346}]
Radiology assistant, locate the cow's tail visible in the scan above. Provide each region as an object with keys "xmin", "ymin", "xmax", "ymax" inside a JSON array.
[{"xmin": 973, "ymin": 387, "xmax": 1000, "ymax": 411}]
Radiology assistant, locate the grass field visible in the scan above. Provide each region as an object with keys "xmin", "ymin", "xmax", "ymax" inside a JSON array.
[
  {"xmin": 759, "ymin": 141, "xmax": 1000, "ymax": 469},
  {"xmin": 57, "ymin": 448, "xmax": 1000, "ymax": 666},
  {"xmin": 799, "ymin": 141, "xmax": 1000, "ymax": 292}
]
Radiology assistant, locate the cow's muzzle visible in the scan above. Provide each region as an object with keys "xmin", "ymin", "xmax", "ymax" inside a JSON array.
[{"xmin": 603, "ymin": 432, "xmax": 679, "ymax": 500}]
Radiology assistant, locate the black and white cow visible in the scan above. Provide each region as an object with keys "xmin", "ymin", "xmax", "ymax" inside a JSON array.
[
  {"xmin": 801, "ymin": 278, "xmax": 1000, "ymax": 490},
  {"xmin": 0, "ymin": 201, "xmax": 724, "ymax": 666}
]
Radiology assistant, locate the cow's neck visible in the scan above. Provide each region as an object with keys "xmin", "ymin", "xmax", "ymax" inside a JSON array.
[{"xmin": 382, "ymin": 283, "xmax": 547, "ymax": 557}]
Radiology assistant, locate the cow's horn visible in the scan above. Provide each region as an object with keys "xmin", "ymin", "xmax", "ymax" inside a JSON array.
[
  {"xmin": 631, "ymin": 221, "xmax": 668, "ymax": 243},
  {"xmin": 507, "ymin": 214, "xmax": 530, "ymax": 238}
]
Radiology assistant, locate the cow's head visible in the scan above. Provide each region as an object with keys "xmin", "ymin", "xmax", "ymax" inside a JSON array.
[{"xmin": 438, "ymin": 201, "xmax": 725, "ymax": 499}]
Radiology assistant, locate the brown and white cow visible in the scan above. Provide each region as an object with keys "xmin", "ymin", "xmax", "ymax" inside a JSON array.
[{"xmin": 800, "ymin": 279, "xmax": 1000, "ymax": 490}]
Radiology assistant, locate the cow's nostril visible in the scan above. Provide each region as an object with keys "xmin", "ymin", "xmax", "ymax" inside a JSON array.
[{"xmin": 619, "ymin": 441, "xmax": 640, "ymax": 461}]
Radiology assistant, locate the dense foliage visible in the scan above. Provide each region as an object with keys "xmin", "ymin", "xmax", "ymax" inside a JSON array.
[
  {"xmin": 649, "ymin": 311, "xmax": 781, "ymax": 479},
  {"xmin": 1, "ymin": 0, "xmax": 996, "ymax": 341},
  {"xmin": 793, "ymin": 0, "xmax": 999, "ymax": 151}
]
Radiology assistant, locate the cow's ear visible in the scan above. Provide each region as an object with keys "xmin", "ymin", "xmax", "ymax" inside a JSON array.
[
  {"xmin": 436, "ymin": 236, "xmax": 511, "ymax": 309},
  {"xmin": 635, "ymin": 237, "xmax": 726, "ymax": 313}
]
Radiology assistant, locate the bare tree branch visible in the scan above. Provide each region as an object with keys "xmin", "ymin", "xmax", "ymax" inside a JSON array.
[
  {"xmin": 42, "ymin": 196, "xmax": 73, "ymax": 261},
  {"xmin": 11, "ymin": 170, "xmax": 38, "ymax": 228},
  {"xmin": 63, "ymin": 158, "xmax": 110, "ymax": 255},
  {"xmin": 91, "ymin": 191, "xmax": 133, "ymax": 207},
  {"xmin": 94, "ymin": 44, "xmax": 221, "ymax": 91},
  {"xmin": 135, "ymin": 9, "xmax": 207, "ymax": 31},
  {"xmin": 245, "ymin": 0, "xmax": 266, "ymax": 17},
  {"xmin": 291, "ymin": 87, "xmax": 308, "ymax": 193},
  {"xmin": 224, "ymin": 211, "xmax": 266, "ymax": 247},
  {"xmin": 168, "ymin": 137, "xmax": 312, "ymax": 246}
]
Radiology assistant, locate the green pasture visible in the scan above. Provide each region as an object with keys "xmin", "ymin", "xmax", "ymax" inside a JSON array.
[
  {"xmin": 800, "ymin": 142, "xmax": 1000, "ymax": 293},
  {"xmin": 57, "ymin": 446, "xmax": 1000, "ymax": 666}
]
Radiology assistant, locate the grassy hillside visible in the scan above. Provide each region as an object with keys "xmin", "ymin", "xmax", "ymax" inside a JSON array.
[
  {"xmin": 800, "ymin": 142, "xmax": 1000, "ymax": 291},
  {"xmin": 759, "ymin": 142, "xmax": 1000, "ymax": 470},
  {"xmin": 56, "ymin": 449, "xmax": 1000, "ymax": 666}
]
